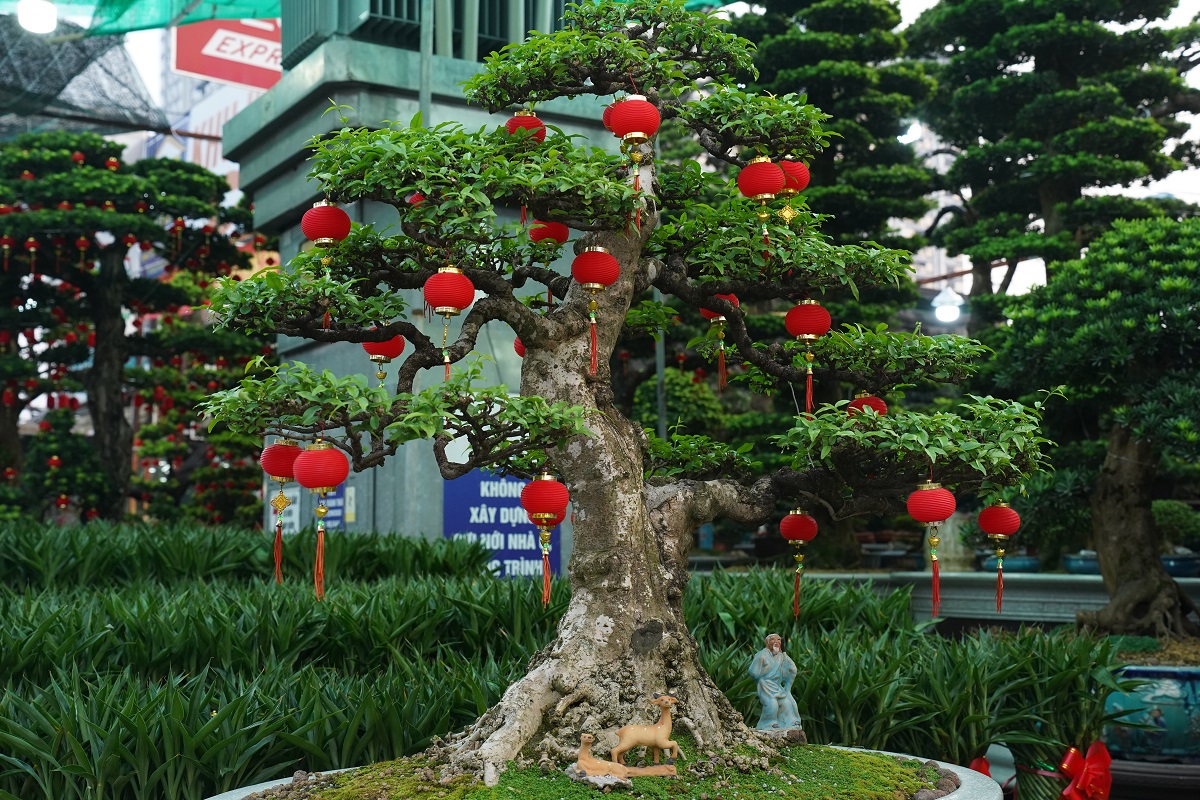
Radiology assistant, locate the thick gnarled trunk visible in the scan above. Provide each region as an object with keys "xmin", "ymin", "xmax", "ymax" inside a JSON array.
[
  {"xmin": 85, "ymin": 251, "xmax": 132, "ymax": 519},
  {"xmin": 1077, "ymin": 424, "xmax": 1199, "ymax": 636}
]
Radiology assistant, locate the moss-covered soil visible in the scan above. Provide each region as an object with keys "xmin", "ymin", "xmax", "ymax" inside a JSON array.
[{"xmin": 249, "ymin": 744, "xmax": 945, "ymax": 800}]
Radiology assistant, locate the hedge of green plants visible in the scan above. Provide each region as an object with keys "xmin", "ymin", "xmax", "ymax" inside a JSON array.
[{"xmin": 0, "ymin": 524, "xmax": 1135, "ymax": 800}]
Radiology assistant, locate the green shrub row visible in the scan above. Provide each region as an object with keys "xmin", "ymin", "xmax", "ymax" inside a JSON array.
[
  {"xmin": 0, "ymin": 523, "xmax": 492, "ymax": 589},
  {"xmin": 0, "ymin": 572, "xmax": 914, "ymax": 683},
  {"xmin": 0, "ymin": 625, "xmax": 1131, "ymax": 800}
]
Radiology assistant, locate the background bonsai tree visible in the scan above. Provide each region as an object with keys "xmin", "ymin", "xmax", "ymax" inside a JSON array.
[
  {"xmin": 0, "ymin": 131, "xmax": 267, "ymax": 518},
  {"xmin": 205, "ymin": 0, "xmax": 1051, "ymax": 780},
  {"xmin": 995, "ymin": 216, "xmax": 1200, "ymax": 637}
]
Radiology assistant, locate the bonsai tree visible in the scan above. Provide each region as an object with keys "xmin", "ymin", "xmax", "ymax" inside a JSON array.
[
  {"xmin": 0, "ymin": 131, "xmax": 265, "ymax": 517},
  {"xmin": 996, "ymin": 216, "xmax": 1200, "ymax": 637},
  {"xmin": 205, "ymin": 0, "xmax": 1051, "ymax": 780}
]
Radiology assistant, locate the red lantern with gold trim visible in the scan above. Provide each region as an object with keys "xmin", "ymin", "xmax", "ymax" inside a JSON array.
[
  {"xmin": 423, "ymin": 267, "xmax": 475, "ymax": 379},
  {"xmin": 505, "ymin": 109, "xmax": 547, "ymax": 142},
  {"xmin": 785, "ymin": 300, "xmax": 831, "ymax": 413},
  {"xmin": 779, "ymin": 160, "xmax": 811, "ymax": 197},
  {"xmin": 737, "ymin": 157, "xmax": 786, "ymax": 204},
  {"xmin": 301, "ymin": 201, "xmax": 352, "ymax": 247},
  {"xmin": 979, "ymin": 502, "xmax": 1021, "ymax": 613},
  {"xmin": 572, "ymin": 247, "xmax": 620, "ymax": 375},
  {"xmin": 780, "ymin": 509, "xmax": 818, "ymax": 618},
  {"xmin": 529, "ymin": 221, "xmax": 569, "ymax": 245},
  {"xmin": 521, "ymin": 472, "xmax": 570, "ymax": 606},
  {"xmin": 607, "ymin": 95, "xmax": 660, "ymax": 146},
  {"xmin": 261, "ymin": 438, "xmax": 303, "ymax": 584},
  {"xmin": 907, "ymin": 482, "xmax": 957, "ymax": 617},
  {"xmin": 362, "ymin": 331, "xmax": 406, "ymax": 384},
  {"xmin": 293, "ymin": 441, "xmax": 349, "ymax": 600},
  {"xmin": 847, "ymin": 392, "xmax": 888, "ymax": 416}
]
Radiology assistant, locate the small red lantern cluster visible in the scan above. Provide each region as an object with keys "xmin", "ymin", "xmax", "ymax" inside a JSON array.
[
  {"xmin": 701, "ymin": 294, "xmax": 739, "ymax": 390},
  {"xmin": 293, "ymin": 440, "xmax": 350, "ymax": 600},
  {"xmin": 780, "ymin": 508, "xmax": 818, "ymax": 618},
  {"xmin": 423, "ymin": 267, "xmax": 476, "ymax": 380},
  {"xmin": 362, "ymin": 331, "xmax": 406, "ymax": 385},
  {"xmin": 260, "ymin": 438, "xmax": 303, "ymax": 584},
  {"xmin": 907, "ymin": 482, "xmax": 957, "ymax": 617},
  {"xmin": 572, "ymin": 247, "xmax": 620, "ymax": 375},
  {"xmin": 979, "ymin": 502, "xmax": 1021, "ymax": 612},
  {"xmin": 520, "ymin": 472, "xmax": 571, "ymax": 606}
]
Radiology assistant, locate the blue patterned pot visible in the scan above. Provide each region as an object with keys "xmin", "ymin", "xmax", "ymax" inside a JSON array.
[{"xmin": 1104, "ymin": 665, "xmax": 1200, "ymax": 763}]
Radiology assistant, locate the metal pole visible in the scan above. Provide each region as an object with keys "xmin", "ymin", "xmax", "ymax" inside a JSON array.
[
  {"xmin": 653, "ymin": 288, "xmax": 667, "ymax": 440},
  {"xmin": 419, "ymin": 0, "xmax": 433, "ymax": 125}
]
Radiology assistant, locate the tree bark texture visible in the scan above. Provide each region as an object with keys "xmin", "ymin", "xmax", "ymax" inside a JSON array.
[
  {"xmin": 0, "ymin": 405, "xmax": 21, "ymax": 471},
  {"xmin": 85, "ymin": 251, "xmax": 132, "ymax": 519},
  {"xmin": 1078, "ymin": 424, "xmax": 1199, "ymax": 637}
]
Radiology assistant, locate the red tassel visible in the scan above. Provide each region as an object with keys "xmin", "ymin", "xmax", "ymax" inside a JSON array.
[
  {"xmin": 793, "ymin": 570, "xmax": 801, "ymax": 619},
  {"xmin": 322, "ymin": 310, "xmax": 330, "ymax": 331},
  {"xmin": 717, "ymin": 344, "xmax": 726, "ymax": 391},
  {"xmin": 520, "ymin": 205, "xmax": 527, "ymax": 226},
  {"xmin": 274, "ymin": 523, "xmax": 283, "ymax": 584},
  {"xmin": 542, "ymin": 551, "xmax": 551, "ymax": 607},
  {"xmin": 805, "ymin": 368, "xmax": 813, "ymax": 414},
  {"xmin": 589, "ymin": 315, "xmax": 598, "ymax": 376},
  {"xmin": 547, "ymin": 290, "xmax": 554, "ymax": 310},
  {"xmin": 931, "ymin": 555, "xmax": 941, "ymax": 617},
  {"xmin": 445, "ymin": 356, "xmax": 451, "ymax": 381},
  {"xmin": 996, "ymin": 559, "xmax": 1004, "ymax": 613},
  {"xmin": 968, "ymin": 757, "xmax": 991, "ymax": 777},
  {"xmin": 763, "ymin": 226, "xmax": 770, "ymax": 262},
  {"xmin": 314, "ymin": 523, "xmax": 326, "ymax": 601}
]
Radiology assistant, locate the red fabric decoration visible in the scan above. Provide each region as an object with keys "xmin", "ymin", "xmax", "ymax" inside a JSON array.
[
  {"xmin": 571, "ymin": 248, "xmax": 620, "ymax": 289},
  {"xmin": 699, "ymin": 293, "xmax": 739, "ymax": 321},
  {"xmin": 907, "ymin": 484, "xmax": 956, "ymax": 523},
  {"xmin": 293, "ymin": 442, "xmax": 349, "ymax": 491},
  {"xmin": 104, "ymin": 156, "xmax": 120, "ymax": 171},
  {"xmin": 784, "ymin": 301, "xmax": 832, "ymax": 339},
  {"xmin": 301, "ymin": 201, "xmax": 352, "ymax": 246},
  {"xmin": 847, "ymin": 394, "xmax": 888, "ymax": 415},
  {"xmin": 1060, "ymin": 743, "xmax": 1112, "ymax": 800},
  {"xmin": 514, "ymin": 337, "xmax": 525, "ymax": 358},
  {"xmin": 780, "ymin": 509, "xmax": 818, "ymax": 618},
  {"xmin": 47, "ymin": 455, "xmax": 62, "ymax": 469},
  {"xmin": 779, "ymin": 160, "xmax": 811, "ymax": 196},
  {"xmin": 423, "ymin": 268, "xmax": 475, "ymax": 316},
  {"xmin": 362, "ymin": 334, "xmax": 406, "ymax": 361},
  {"xmin": 968, "ymin": 757, "xmax": 991, "ymax": 777},
  {"xmin": 980, "ymin": 502, "xmax": 1020, "ymax": 613},
  {"xmin": 607, "ymin": 95, "xmax": 660, "ymax": 144},
  {"xmin": 737, "ymin": 157, "xmax": 786, "ymax": 202},
  {"xmin": 505, "ymin": 110, "xmax": 547, "ymax": 141},
  {"xmin": 529, "ymin": 221, "xmax": 570, "ymax": 244}
]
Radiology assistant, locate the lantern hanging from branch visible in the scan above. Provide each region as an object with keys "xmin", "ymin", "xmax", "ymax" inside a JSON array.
[
  {"xmin": 778, "ymin": 160, "xmax": 811, "ymax": 198},
  {"xmin": 301, "ymin": 200, "xmax": 352, "ymax": 329},
  {"xmin": 780, "ymin": 508, "xmax": 818, "ymax": 618},
  {"xmin": 571, "ymin": 247, "xmax": 620, "ymax": 375},
  {"xmin": 529, "ymin": 220, "xmax": 569, "ymax": 308},
  {"xmin": 505, "ymin": 110, "xmax": 547, "ymax": 223},
  {"xmin": 784, "ymin": 300, "xmax": 832, "ymax": 413},
  {"xmin": 260, "ymin": 438, "xmax": 303, "ymax": 583},
  {"xmin": 520, "ymin": 472, "xmax": 570, "ymax": 606},
  {"xmin": 978, "ymin": 502, "xmax": 1021, "ymax": 612},
  {"xmin": 607, "ymin": 95, "xmax": 661, "ymax": 226},
  {"xmin": 907, "ymin": 482, "xmax": 957, "ymax": 617},
  {"xmin": 423, "ymin": 267, "xmax": 475, "ymax": 380},
  {"xmin": 847, "ymin": 391, "xmax": 888, "ymax": 416},
  {"xmin": 361, "ymin": 332, "xmax": 406, "ymax": 386},
  {"xmin": 514, "ymin": 337, "xmax": 525, "ymax": 358},
  {"xmin": 292, "ymin": 440, "xmax": 350, "ymax": 600},
  {"xmin": 699, "ymin": 294, "xmax": 739, "ymax": 390},
  {"xmin": 738, "ymin": 156, "xmax": 786, "ymax": 250}
]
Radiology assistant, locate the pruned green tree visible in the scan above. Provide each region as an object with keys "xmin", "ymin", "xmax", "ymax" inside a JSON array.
[
  {"xmin": 730, "ymin": 0, "xmax": 935, "ymax": 249},
  {"xmin": 909, "ymin": 0, "xmax": 1200, "ymax": 309},
  {"xmin": 995, "ymin": 216, "xmax": 1200, "ymax": 637},
  {"xmin": 205, "ymin": 0, "xmax": 1051, "ymax": 779},
  {"xmin": 0, "ymin": 131, "xmax": 263, "ymax": 518}
]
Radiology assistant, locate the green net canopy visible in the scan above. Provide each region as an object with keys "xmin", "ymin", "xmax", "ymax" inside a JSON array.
[{"xmin": 0, "ymin": 1, "xmax": 280, "ymax": 35}]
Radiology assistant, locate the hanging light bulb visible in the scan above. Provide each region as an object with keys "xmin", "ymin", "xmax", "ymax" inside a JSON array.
[{"xmin": 17, "ymin": 0, "xmax": 57, "ymax": 34}]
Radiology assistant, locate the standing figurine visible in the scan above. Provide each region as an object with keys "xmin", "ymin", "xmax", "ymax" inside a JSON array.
[{"xmin": 748, "ymin": 633, "xmax": 804, "ymax": 731}]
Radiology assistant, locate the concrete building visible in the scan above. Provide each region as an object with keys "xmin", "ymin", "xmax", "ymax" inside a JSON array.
[{"xmin": 224, "ymin": 1, "xmax": 605, "ymax": 574}]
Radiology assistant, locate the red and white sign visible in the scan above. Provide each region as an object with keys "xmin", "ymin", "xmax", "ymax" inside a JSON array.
[{"xmin": 172, "ymin": 19, "xmax": 282, "ymax": 91}]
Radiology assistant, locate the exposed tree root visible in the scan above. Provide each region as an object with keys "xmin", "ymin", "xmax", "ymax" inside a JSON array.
[{"xmin": 1077, "ymin": 575, "xmax": 1200, "ymax": 638}]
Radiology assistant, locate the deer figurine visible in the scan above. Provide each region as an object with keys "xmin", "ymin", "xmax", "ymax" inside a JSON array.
[
  {"xmin": 574, "ymin": 733, "xmax": 677, "ymax": 778},
  {"xmin": 611, "ymin": 692, "xmax": 682, "ymax": 765}
]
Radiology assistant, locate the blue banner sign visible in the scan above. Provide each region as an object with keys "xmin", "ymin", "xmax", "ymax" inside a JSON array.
[{"xmin": 443, "ymin": 470, "xmax": 562, "ymax": 578}]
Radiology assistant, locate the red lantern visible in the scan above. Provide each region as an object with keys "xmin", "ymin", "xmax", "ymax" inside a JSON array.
[
  {"xmin": 504, "ymin": 110, "xmax": 547, "ymax": 142},
  {"xmin": 301, "ymin": 201, "xmax": 352, "ymax": 247},
  {"xmin": 423, "ymin": 267, "xmax": 475, "ymax": 317},
  {"xmin": 980, "ymin": 502, "xmax": 1021, "ymax": 613},
  {"xmin": 847, "ymin": 393, "xmax": 888, "ymax": 416},
  {"xmin": 362, "ymin": 334, "xmax": 406, "ymax": 361},
  {"xmin": 3, "ymin": 466, "xmax": 16, "ymax": 481},
  {"xmin": 55, "ymin": 494, "xmax": 69, "ymax": 510},
  {"xmin": 607, "ymin": 95, "xmax": 661, "ymax": 145},
  {"xmin": 294, "ymin": 440, "xmax": 349, "ymax": 600},
  {"xmin": 699, "ymin": 293, "xmax": 739, "ymax": 321},
  {"xmin": 780, "ymin": 509, "xmax": 818, "ymax": 618},
  {"xmin": 514, "ymin": 337, "xmax": 525, "ymax": 358},
  {"xmin": 908, "ymin": 482, "xmax": 956, "ymax": 617},
  {"xmin": 105, "ymin": 156, "xmax": 120, "ymax": 171},
  {"xmin": 602, "ymin": 99, "xmax": 620, "ymax": 132},
  {"xmin": 779, "ymin": 160, "xmax": 811, "ymax": 196},
  {"xmin": 521, "ymin": 472, "xmax": 570, "ymax": 606},
  {"xmin": 71, "ymin": 151, "xmax": 85, "ymax": 166},
  {"xmin": 47, "ymin": 455, "xmax": 62, "ymax": 470},
  {"xmin": 737, "ymin": 157, "xmax": 786, "ymax": 204},
  {"xmin": 261, "ymin": 438, "xmax": 303, "ymax": 584},
  {"xmin": 529, "ymin": 221, "xmax": 569, "ymax": 244},
  {"xmin": 572, "ymin": 247, "xmax": 620, "ymax": 376},
  {"xmin": 785, "ymin": 300, "xmax": 831, "ymax": 341}
]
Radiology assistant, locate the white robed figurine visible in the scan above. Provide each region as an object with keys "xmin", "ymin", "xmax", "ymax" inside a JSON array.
[{"xmin": 747, "ymin": 633, "xmax": 803, "ymax": 730}]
